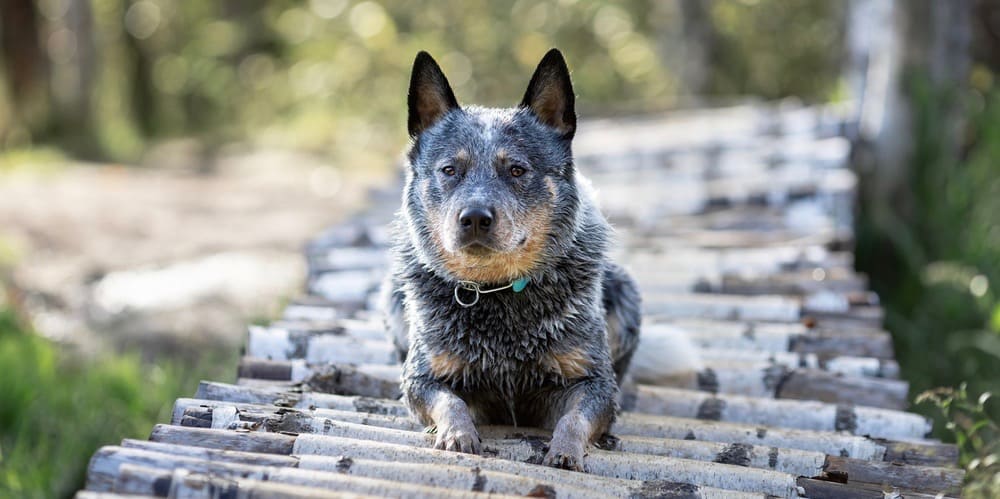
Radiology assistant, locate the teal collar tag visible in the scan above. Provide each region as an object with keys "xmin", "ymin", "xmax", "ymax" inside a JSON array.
[{"xmin": 454, "ymin": 277, "xmax": 531, "ymax": 307}]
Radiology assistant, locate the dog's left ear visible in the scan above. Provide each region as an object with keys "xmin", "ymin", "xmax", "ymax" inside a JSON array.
[{"xmin": 521, "ymin": 49, "xmax": 576, "ymax": 139}]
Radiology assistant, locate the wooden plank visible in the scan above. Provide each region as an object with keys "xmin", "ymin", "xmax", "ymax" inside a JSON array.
[
  {"xmin": 121, "ymin": 438, "xmax": 764, "ymax": 499},
  {"xmin": 633, "ymin": 386, "xmax": 931, "ymax": 440},
  {"xmin": 821, "ymin": 456, "xmax": 963, "ymax": 495},
  {"xmin": 646, "ymin": 367, "xmax": 908, "ymax": 409},
  {"xmin": 149, "ymin": 424, "xmax": 800, "ymax": 498}
]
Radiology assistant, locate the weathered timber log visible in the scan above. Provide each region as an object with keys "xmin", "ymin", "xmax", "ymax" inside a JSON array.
[
  {"xmin": 718, "ymin": 267, "xmax": 867, "ymax": 295},
  {"xmin": 307, "ymin": 247, "xmax": 388, "ymax": 272},
  {"xmin": 629, "ymin": 265, "xmax": 866, "ymax": 295},
  {"xmin": 253, "ymin": 319, "xmax": 388, "ymax": 342},
  {"xmin": 789, "ymin": 330, "xmax": 896, "ymax": 360},
  {"xmin": 177, "ymin": 394, "xmax": 883, "ymax": 460},
  {"xmin": 113, "ymin": 464, "xmax": 454, "ymax": 499},
  {"xmin": 183, "ymin": 402, "xmax": 956, "ymax": 491},
  {"xmin": 649, "ymin": 367, "xmax": 908, "ymax": 410},
  {"xmin": 306, "ymin": 269, "xmax": 381, "ymax": 305},
  {"xmin": 642, "ymin": 293, "xmax": 802, "ymax": 322},
  {"xmin": 774, "ymin": 369, "xmax": 908, "ymax": 409},
  {"xmin": 235, "ymin": 377, "xmax": 298, "ymax": 389},
  {"xmin": 194, "ymin": 381, "xmax": 410, "ymax": 416},
  {"xmin": 627, "ymin": 226, "xmax": 847, "ymax": 252},
  {"xmin": 192, "ymin": 383, "xmax": 956, "ymax": 465},
  {"xmin": 621, "ymin": 245, "xmax": 852, "ymax": 276},
  {"xmin": 823, "ymin": 356, "xmax": 900, "ymax": 379},
  {"xmin": 878, "ymin": 438, "xmax": 960, "ymax": 468},
  {"xmin": 236, "ymin": 358, "xmax": 401, "ymax": 399},
  {"xmin": 286, "ymin": 418, "xmax": 801, "ymax": 498},
  {"xmin": 819, "ymin": 456, "xmax": 963, "ymax": 495},
  {"xmin": 126, "ymin": 436, "xmax": 766, "ymax": 499},
  {"xmin": 796, "ymin": 477, "xmax": 958, "ymax": 499},
  {"xmin": 634, "ymin": 385, "xmax": 931, "ymax": 439},
  {"xmin": 697, "ymin": 350, "xmax": 898, "ymax": 379},
  {"xmin": 246, "ymin": 326, "xmax": 397, "ymax": 364},
  {"xmin": 277, "ymin": 306, "xmax": 883, "ymax": 359},
  {"xmin": 75, "ymin": 493, "xmax": 154, "ymax": 499},
  {"xmin": 236, "ymin": 355, "xmax": 904, "ymax": 406},
  {"xmin": 616, "ymin": 412, "xmax": 886, "ymax": 461},
  {"xmin": 90, "ymin": 446, "xmax": 594, "ymax": 498},
  {"xmin": 178, "ymin": 402, "xmax": 827, "ymax": 477},
  {"xmin": 646, "ymin": 320, "xmax": 896, "ymax": 359},
  {"xmin": 149, "ymin": 424, "xmax": 800, "ymax": 497},
  {"xmin": 281, "ymin": 296, "xmax": 343, "ymax": 322}
]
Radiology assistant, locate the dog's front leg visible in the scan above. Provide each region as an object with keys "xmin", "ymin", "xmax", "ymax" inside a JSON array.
[
  {"xmin": 404, "ymin": 376, "xmax": 481, "ymax": 454},
  {"xmin": 543, "ymin": 377, "xmax": 617, "ymax": 471}
]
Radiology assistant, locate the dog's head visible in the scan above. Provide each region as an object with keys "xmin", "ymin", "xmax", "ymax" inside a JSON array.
[{"xmin": 402, "ymin": 49, "xmax": 581, "ymax": 284}]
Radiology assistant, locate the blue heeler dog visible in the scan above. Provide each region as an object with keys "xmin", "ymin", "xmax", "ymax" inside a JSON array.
[{"xmin": 384, "ymin": 49, "xmax": 644, "ymax": 471}]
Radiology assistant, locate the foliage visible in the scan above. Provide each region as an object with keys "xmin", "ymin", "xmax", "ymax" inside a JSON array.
[
  {"xmin": 0, "ymin": 306, "xmax": 236, "ymax": 498},
  {"xmin": 707, "ymin": 0, "xmax": 844, "ymax": 99},
  {"xmin": 856, "ymin": 75, "xmax": 1000, "ymax": 491},
  {"xmin": 917, "ymin": 385, "xmax": 1000, "ymax": 496},
  {"xmin": 0, "ymin": 0, "xmax": 845, "ymax": 162}
]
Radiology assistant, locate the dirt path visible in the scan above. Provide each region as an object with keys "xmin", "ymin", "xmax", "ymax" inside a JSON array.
[{"xmin": 0, "ymin": 147, "xmax": 393, "ymax": 357}]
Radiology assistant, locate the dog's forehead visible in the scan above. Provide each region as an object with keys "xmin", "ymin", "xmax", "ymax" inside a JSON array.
[
  {"xmin": 452, "ymin": 107, "xmax": 518, "ymax": 146},
  {"xmin": 424, "ymin": 107, "xmax": 534, "ymax": 154}
]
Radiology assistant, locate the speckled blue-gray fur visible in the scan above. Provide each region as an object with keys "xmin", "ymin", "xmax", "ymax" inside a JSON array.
[{"xmin": 383, "ymin": 48, "xmax": 641, "ymax": 471}]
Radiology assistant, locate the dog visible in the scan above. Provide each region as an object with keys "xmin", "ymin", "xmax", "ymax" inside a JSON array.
[{"xmin": 383, "ymin": 49, "xmax": 644, "ymax": 471}]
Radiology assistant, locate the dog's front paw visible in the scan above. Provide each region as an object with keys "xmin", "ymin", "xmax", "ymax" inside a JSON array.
[
  {"xmin": 433, "ymin": 420, "xmax": 481, "ymax": 454},
  {"xmin": 542, "ymin": 435, "xmax": 586, "ymax": 472}
]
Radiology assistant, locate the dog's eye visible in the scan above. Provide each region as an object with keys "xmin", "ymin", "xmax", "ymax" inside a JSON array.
[
  {"xmin": 441, "ymin": 165, "xmax": 456, "ymax": 176},
  {"xmin": 510, "ymin": 165, "xmax": 526, "ymax": 177}
]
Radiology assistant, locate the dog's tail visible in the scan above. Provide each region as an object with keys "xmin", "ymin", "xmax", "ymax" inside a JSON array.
[{"xmin": 629, "ymin": 323, "xmax": 704, "ymax": 384}]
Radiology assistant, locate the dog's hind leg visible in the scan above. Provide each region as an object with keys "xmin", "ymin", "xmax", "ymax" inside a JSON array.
[
  {"xmin": 602, "ymin": 263, "xmax": 642, "ymax": 381},
  {"xmin": 381, "ymin": 275, "xmax": 410, "ymax": 362}
]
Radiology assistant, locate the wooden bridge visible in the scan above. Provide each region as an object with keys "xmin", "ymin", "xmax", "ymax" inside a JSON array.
[{"xmin": 77, "ymin": 103, "xmax": 965, "ymax": 498}]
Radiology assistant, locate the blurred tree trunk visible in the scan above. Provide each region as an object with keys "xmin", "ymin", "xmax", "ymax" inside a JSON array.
[
  {"xmin": 654, "ymin": 0, "xmax": 716, "ymax": 103},
  {"xmin": 53, "ymin": 0, "xmax": 99, "ymax": 155},
  {"xmin": 123, "ymin": 0, "xmax": 157, "ymax": 139},
  {"xmin": 971, "ymin": 0, "xmax": 1000, "ymax": 72},
  {"xmin": 0, "ymin": 0, "xmax": 49, "ymax": 144},
  {"xmin": 850, "ymin": 0, "xmax": 973, "ymax": 217}
]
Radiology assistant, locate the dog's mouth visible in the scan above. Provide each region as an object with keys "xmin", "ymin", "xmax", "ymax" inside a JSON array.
[{"xmin": 458, "ymin": 241, "xmax": 499, "ymax": 255}]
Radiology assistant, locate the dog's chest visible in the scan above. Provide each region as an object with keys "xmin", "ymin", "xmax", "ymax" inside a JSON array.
[{"xmin": 417, "ymin": 283, "xmax": 599, "ymax": 391}]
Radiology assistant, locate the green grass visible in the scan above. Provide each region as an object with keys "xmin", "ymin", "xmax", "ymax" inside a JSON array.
[{"xmin": 0, "ymin": 307, "xmax": 237, "ymax": 498}]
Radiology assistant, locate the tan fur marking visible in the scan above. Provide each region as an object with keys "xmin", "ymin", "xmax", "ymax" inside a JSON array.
[
  {"xmin": 531, "ymin": 87, "xmax": 569, "ymax": 133},
  {"xmin": 545, "ymin": 176, "xmax": 558, "ymax": 199},
  {"xmin": 430, "ymin": 351, "xmax": 466, "ymax": 379},
  {"xmin": 439, "ymin": 204, "xmax": 553, "ymax": 283},
  {"xmin": 544, "ymin": 347, "xmax": 592, "ymax": 379},
  {"xmin": 455, "ymin": 149, "xmax": 469, "ymax": 162},
  {"xmin": 495, "ymin": 148, "xmax": 508, "ymax": 162}
]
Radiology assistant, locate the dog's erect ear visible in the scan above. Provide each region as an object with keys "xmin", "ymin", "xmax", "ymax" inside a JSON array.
[
  {"xmin": 408, "ymin": 51, "xmax": 460, "ymax": 138},
  {"xmin": 520, "ymin": 49, "xmax": 576, "ymax": 139}
]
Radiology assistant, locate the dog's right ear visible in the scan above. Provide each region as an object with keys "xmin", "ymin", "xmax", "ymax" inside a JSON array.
[{"xmin": 408, "ymin": 51, "xmax": 460, "ymax": 138}]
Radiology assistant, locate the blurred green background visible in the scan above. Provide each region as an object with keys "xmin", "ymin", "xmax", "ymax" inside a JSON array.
[
  {"xmin": 1, "ymin": 0, "xmax": 998, "ymax": 497},
  {"xmin": 0, "ymin": 0, "xmax": 844, "ymax": 163}
]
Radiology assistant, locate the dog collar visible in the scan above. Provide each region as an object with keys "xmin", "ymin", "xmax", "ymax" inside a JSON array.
[{"xmin": 454, "ymin": 277, "xmax": 530, "ymax": 308}]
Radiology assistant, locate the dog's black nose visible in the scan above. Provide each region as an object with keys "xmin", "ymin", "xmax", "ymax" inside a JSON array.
[{"xmin": 459, "ymin": 207, "xmax": 494, "ymax": 235}]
